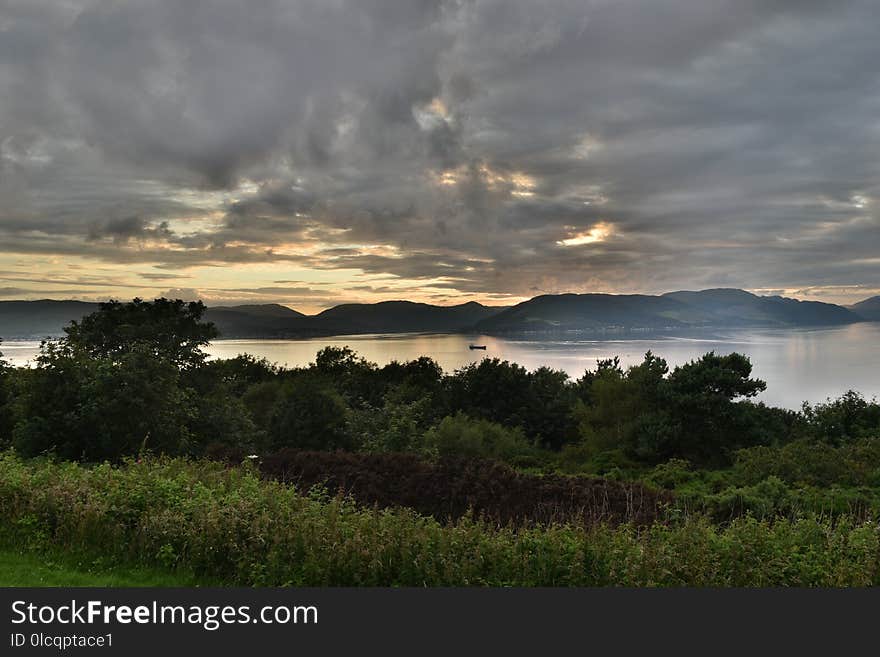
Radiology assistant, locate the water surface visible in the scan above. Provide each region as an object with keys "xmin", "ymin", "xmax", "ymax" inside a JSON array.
[{"xmin": 3, "ymin": 323, "xmax": 878, "ymax": 409}]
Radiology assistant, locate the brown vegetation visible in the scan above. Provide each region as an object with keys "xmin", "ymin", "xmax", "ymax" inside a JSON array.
[{"xmin": 258, "ymin": 449, "xmax": 670, "ymax": 527}]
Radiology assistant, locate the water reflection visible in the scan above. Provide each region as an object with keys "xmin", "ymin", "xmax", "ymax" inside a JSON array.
[{"xmin": 3, "ymin": 323, "xmax": 878, "ymax": 409}]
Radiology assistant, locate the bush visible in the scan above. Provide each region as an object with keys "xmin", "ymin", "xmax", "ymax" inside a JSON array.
[
  {"xmin": 348, "ymin": 395, "xmax": 431, "ymax": 454},
  {"xmin": 1, "ymin": 452, "xmax": 877, "ymax": 586},
  {"xmin": 802, "ymin": 391, "xmax": 880, "ymax": 444},
  {"xmin": 424, "ymin": 413, "xmax": 536, "ymax": 462},
  {"xmin": 258, "ymin": 449, "xmax": 665, "ymax": 527},
  {"xmin": 646, "ymin": 458, "xmax": 697, "ymax": 489},
  {"xmin": 732, "ymin": 438, "xmax": 880, "ymax": 488}
]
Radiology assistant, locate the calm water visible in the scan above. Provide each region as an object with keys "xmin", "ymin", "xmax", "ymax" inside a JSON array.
[{"xmin": 3, "ymin": 323, "xmax": 878, "ymax": 409}]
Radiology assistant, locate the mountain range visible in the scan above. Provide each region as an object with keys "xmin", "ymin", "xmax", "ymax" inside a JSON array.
[
  {"xmin": 849, "ymin": 296, "xmax": 880, "ymax": 321},
  {"xmin": 0, "ymin": 289, "xmax": 877, "ymax": 340},
  {"xmin": 474, "ymin": 289, "xmax": 864, "ymax": 334}
]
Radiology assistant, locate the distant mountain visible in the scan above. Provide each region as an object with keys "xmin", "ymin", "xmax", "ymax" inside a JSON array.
[
  {"xmin": 0, "ymin": 299, "xmax": 506, "ymax": 340},
  {"xmin": 1, "ymin": 291, "xmax": 865, "ymax": 341},
  {"xmin": 314, "ymin": 301, "xmax": 504, "ymax": 334},
  {"xmin": 205, "ymin": 304, "xmax": 312, "ymax": 338},
  {"xmin": 211, "ymin": 303, "xmax": 306, "ymax": 319},
  {"xmin": 205, "ymin": 300, "xmax": 505, "ymax": 337},
  {"xmin": 472, "ymin": 294, "xmax": 711, "ymax": 333},
  {"xmin": 663, "ymin": 289, "xmax": 860, "ymax": 327},
  {"xmin": 850, "ymin": 296, "xmax": 880, "ymax": 321},
  {"xmin": 474, "ymin": 288, "xmax": 861, "ymax": 334},
  {"xmin": 0, "ymin": 300, "xmax": 99, "ymax": 339}
]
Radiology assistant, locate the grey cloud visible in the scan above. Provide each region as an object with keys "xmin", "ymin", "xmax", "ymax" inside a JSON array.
[
  {"xmin": 139, "ymin": 272, "xmax": 191, "ymax": 281},
  {"xmin": 1, "ymin": 0, "xmax": 879, "ymax": 303}
]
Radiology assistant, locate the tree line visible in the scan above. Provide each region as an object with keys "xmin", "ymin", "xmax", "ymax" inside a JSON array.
[{"xmin": 1, "ymin": 298, "xmax": 878, "ymax": 473}]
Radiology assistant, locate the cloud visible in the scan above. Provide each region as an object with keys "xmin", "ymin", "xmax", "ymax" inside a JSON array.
[
  {"xmin": 1, "ymin": 0, "xmax": 878, "ymax": 306},
  {"xmin": 160, "ymin": 288, "xmax": 203, "ymax": 302}
]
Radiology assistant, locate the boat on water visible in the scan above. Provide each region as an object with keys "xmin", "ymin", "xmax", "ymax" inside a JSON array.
[{"xmin": 468, "ymin": 344, "xmax": 487, "ymax": 350}]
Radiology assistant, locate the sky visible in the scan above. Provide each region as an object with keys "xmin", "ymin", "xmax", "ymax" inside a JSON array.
[{"xmin": 1, "ymin": 0, "xmax": 878, "ymax": 313}]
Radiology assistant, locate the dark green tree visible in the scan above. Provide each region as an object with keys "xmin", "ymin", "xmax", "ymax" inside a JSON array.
[
  {"xmin": 313, "ymin": 346, "xmax": 380, "ymax": 407},
  {"xmin": 12, "ymin": 342, "xmax": 195, "ymax": 461},
  {"xmin": 268, "ymin": 378, "xmax": 353, "ymax": 451},
  {"xmin": 801, "ymin": 391, "xmax": 880, "ymax": 445},
  {"xmin": 658, "ymin": 352, "xmax": 769, "ymax": 465},
  {"xmin": 64, "ymin": 298, "xmax": 217, "ymax": 369},
  {"xmin": 0, "ymin": 342, "xmax": 12, "ymax": 445},
  {"xmin": 446, "ymin": 358, "xmax": 532, "ymax": 429},
  {"xmin": 186, "ymin": 354, "xmax": 280, "ymax": 397},
  {"xmin": 524, "ymin": 367, "xmax": 578, "ymax": 449},
  {"xmin": 575, "ymin": 353, "xmax": 666, "ymax": 458}
]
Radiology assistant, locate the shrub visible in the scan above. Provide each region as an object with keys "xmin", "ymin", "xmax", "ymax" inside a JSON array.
[
  {"xmin": 733, "ymin": 438, "xmax": 880, "ymax": 488},
  {"xmin": 423, "ymin": 413, "xmax": 535, "ymax": 462},
  {"xmin": 258, "ymin": 449, "xmax": 667, "ymax": 527},
  {"xmin": 348, "ymin": 396, "xmax": 431, "ymax": 453},
  {"xmin": 802, "ymin": 391, "xmax": 880, "ymax": 444},
  {"xmin": 0, "ymin": 452, "xmax": 877, "ymax": 586}
]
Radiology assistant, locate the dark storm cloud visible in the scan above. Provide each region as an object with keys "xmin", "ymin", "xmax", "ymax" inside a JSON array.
[{"xmin": 1, "ymin": 0, "xmax": 878, "ymax": 301}]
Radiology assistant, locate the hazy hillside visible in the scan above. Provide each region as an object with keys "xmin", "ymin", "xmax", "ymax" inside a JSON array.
[
  {"xmin": 205, "ymin": 304, "xmax": 312, "ymax": 338},
  {"xmin": 1, "ymin": 299, "xmax": 505, "ymax": 340},
  {"xmin": 475, "ymin": 288, "xmax": 861, "ymax": 334},
  {"xmin": 211, "ymin": 304, "xmax": 306, "ymax": 318},
  {"xmin": 1, "ymin": 291, "xmax": 864, "ymax": 340},
  {"xmin": 0, "ymin": 300, "xmax": 99, "ymax": 339},
  {"xmin": 473, "ymin": 294, "xmax": 711, "ymax": 333},
  {"xmin": 850, "ymin": 296, "xmax": 880, "ymax": 321},
  {"xmin": 664, "ymin": 289, "xmax": 860, "ymax": 327},
  {"xmin": 314, "ymin": 300, "xmax": 505, "ymax": 334}
]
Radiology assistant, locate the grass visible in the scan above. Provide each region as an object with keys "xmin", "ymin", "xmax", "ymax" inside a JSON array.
[{"xmin": 0, "ymin": 547, "xmax": 200, "ymax": 587}]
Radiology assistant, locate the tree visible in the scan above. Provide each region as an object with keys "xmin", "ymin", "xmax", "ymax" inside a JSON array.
[
  {"xmin": 574, "ymin": 357, "xmax": 622, "ymax": 404},
  {"xmin": 64, "ymin": 298, "xmax": 217, "ymax": 369},
  {"xmin": 524, "ymin": 367, "xmax": 578, "ymax": 449},
  {"xmin": 574, "ymin": 351, "xmax": 772, "ymax": 466},
  {"xmin": 268, "ymin": 378, "xmax": 353, "ymax": 451},
  {"xmin": 801, "ymin": 391, "xmax": 880, "ymax": 445},
  {"xmin": 12, "ymin": 342, "xmax": 195, "ymax": 461},
  {"xmin": 657, "ymin": 352, "xmax": 769, "ymax": 465},
  {"xmin": 313, "ymin": 346, "xmax": 379, "ymax": 407},
  {"xmin": 575, "ymin": 353, "xmax": 666, "ymax": 458},
  {"xmin": 446, "ymin": 358, "xmax": 532, "ymax": 428},
  {"xmin": 186, "ymin": 354, "xmax": 280, "ymax": 397},
  {"xmin": 0, "ymin": 342, "xmax": 11, "ymax": 445},
  {"xmin": 667, "ymin": 352, "xmax": 765, "ymax": 400}
]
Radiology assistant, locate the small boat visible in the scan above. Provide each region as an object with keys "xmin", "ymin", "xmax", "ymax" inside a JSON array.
[{"xmin": 468, "ymin": 344, "xmax": 487, "ymax": 350}]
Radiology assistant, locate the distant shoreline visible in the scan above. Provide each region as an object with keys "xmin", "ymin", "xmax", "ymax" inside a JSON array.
[{"xmin": 1, "ymin": 319, "xmax": 876, "ymax": 344}]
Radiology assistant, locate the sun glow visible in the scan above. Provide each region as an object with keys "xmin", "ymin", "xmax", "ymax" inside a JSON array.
[
  {"xmin": 430, "ymin": 164, "xmax": 537, "ymax": 196},
  {"xmin": 557, "ymin": 222, "xmax": 613, "ymax": 247}
]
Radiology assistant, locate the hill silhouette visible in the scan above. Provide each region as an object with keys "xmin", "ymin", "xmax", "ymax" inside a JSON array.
[
  {"xmin": 663, "ymin": 289, "xmax": 860, "ymax": 327},
  {"xmin": 0, "ymin": 300, "xmax": 100, "ymax": 339},
  {"xmin": 851, "ymin": 296, "xmax": 880, "ymax": 321},
  {"xmin": 0, "ymin": 290, "xmax": 869, "ymax": 341},
  {"xmin": 314, "ymin": 301, "xmax": 502, "ymax": 334},
  {"xmin": 474, "ymin": 288, "xmax": 861, "ymax": 334},
  {"xmin": 1, "ymin": 299, "xmax": 505, "ymax": 339},
  {"xmin": 204, "ymin": 304, "xmax": 312, "ymax": 338}
]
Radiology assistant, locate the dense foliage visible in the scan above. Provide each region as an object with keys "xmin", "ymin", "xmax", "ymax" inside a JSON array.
[
  {"xmin": 2, "ymin": 453, "xmax": 878, "ymax": 587},
  {"xmin": 6, "ymin": 298, "xmax": 868, "ymax": 468}
]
